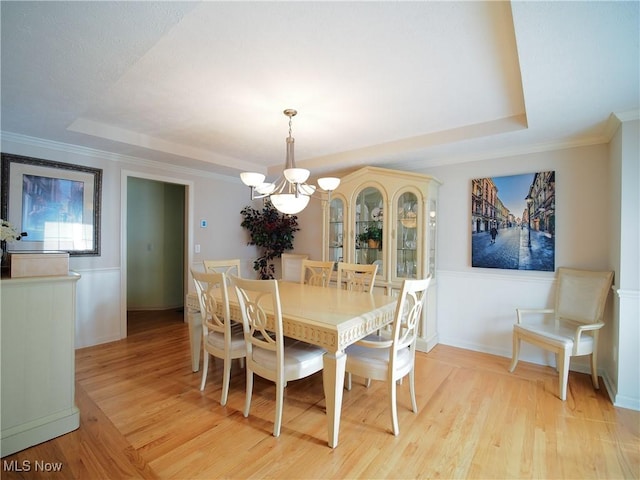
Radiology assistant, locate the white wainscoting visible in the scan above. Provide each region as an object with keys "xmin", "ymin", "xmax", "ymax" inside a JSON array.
[
  {"xmin": 436, "ymin": 269, "xmax": 616, "ymax": 377},
  {"xmin": 74, "ymin": 267, "xmax": 122, "ymax": 348},
  {"xmin": 612, "ymin": 288, "xmax": 640, "ymax": 410},
  {"xmin": 437, "ymin": 269, "xmax": 556, "ymax": 361}
]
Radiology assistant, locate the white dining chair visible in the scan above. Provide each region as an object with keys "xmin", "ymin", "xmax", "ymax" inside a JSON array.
[
  {"xmin": 336, "ymin": 262, "xmax": 378, "ymax": 293},
  {"xmin": 300, "ymin": 259, "xmax": 335, "ymax": 287},
  {"xmin": 230, "ymin": 275, "xmax": 325, "ymax": 437},
  {"xmin": 280, "ymin": 253, "xmax": 308, "ymax": 282},
  {"xmin": 203, "ymin": 259, "xmax": 242, "ymax": 278},
  {"xmin": 191, "ymin": 269, "xmax": 246, "ymax": 406},
  {"xmin": 345, "ymin": 276, "xmax": 431, "ymax": 435},
  {"xmin": 509, "ymin": 267, "xmax": 614, "ymax": 400}
]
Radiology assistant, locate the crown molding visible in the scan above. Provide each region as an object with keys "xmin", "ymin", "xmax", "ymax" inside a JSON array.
[
  {"xmin": 603, "ymin": 110, "xmax": 640, "ymax": 141},
  {"xmin": 0, "ymin": 131, "xmax": 240, "ymax": 183},
  {"xmin": 614, "ymin": 109, "xmax": 640, "ymax": 123},
  {"xmin": 0, "ymin": 125, "xmax": 622, "ymax": 180},
  {"xmin": 387, "ymin": 132, "xmax": 611, "ymax": 171}
]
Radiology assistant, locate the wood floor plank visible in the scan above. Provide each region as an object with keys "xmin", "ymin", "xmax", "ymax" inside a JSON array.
[{"xmin": 2, "ymin": 309, "xmax": 638, "ymax": 479}]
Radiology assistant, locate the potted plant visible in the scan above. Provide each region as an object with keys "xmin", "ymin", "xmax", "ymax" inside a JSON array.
[
  {"xmin": 1, "ymin": 219, "xmax": 27, "ymax": 267},
  {"xmin": 358, "ymin": 223, "xmax": 383, "ymax": 249},
  {"xmin": 240, "ymin": 201, "xmax": 300, "ymax": 279}
]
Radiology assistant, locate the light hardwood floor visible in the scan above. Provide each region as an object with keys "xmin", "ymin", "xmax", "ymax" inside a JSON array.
[{"xmin": 2, "ymin": 309, "xmax": 638, "ymax": 479}]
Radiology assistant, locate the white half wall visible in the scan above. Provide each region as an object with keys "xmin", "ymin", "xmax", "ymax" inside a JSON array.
[
  {"xmin": 74, "ymin": 268, "xmax": 121, "ymax": 348},
  {"xmin": 437, "ymin": 270, "xmax": 554, "ymax": 360}
]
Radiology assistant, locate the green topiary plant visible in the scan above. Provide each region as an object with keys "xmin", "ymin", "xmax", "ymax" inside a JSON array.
[
  {"xmin": 357, "ymin": 222, "xmax": 383, "ymax": 249},
  {"xmin": 240, "ymin": 200, "xmax": 300, "ymax": 279}
]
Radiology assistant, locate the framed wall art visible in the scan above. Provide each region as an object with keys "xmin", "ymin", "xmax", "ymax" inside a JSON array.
[
  {"xmin": 471, "ymin": 171, "xmax": 555, "ymax": 271},
  {"xmin": 1, "ymin": 153, "xmax": 102, "ymax": 256}
]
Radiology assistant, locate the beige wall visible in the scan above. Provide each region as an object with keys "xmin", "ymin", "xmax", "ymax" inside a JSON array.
[
  {"xmin": 607, "ymin": 117, "xmax": 640, "ymax": 409},
  {"xmin": 421, "ymin": 143, "xmax": 610, "ymax": 354}
]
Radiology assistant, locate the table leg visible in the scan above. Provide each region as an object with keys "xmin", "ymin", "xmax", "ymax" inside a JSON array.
[
  {"xmin": 322, "ymin": 350, "xmax": 346, "ymax": 448},
  {"xmin": 187, "ymin": 310, "xmax": 202, "ymax": 372}
]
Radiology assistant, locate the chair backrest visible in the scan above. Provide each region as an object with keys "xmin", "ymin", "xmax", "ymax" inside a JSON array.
[
  {"xmin": 230, "ymin": 276, "xmax": 284, "ymax": 377},
  {"xmin": 191, "ymin": 269, "xmax": 231, "ymax": 338},
  {"xmin": 336, "ymin": 262, "xmax": 378, "ymax": 293},
  {"xmin": 281, "ymin": 253, "xmax": 309, "ymax": 282},
  {"xmin": 390, "ymin": 276, "xmax": 432, "ymax": 363},
  {"xmin": 203, "ymin": 259, "xmax": 242, "ymax": 279},
  {"xmin": 300, "ymin": 259, "xmax": 335, "ymax": 287},
  {"xmin": 554, "ymin": 267, "xmax": 614, "ymax": 325}
]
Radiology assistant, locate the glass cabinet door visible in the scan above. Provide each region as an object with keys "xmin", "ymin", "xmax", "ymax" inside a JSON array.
[
  {"xmin": 396, "ymin": 191, "xmax": 418, "ymax": 279},
  {"xmin": 328, "ymin": 197, "xmax": 344, "ymax": 265},
  {"xmin": 427, "ymin": 197, "xmax": 437, "ymax": 278},
  {"xmin": 354, "ymin": 186, "xmax": 383, "ymax": 269}
]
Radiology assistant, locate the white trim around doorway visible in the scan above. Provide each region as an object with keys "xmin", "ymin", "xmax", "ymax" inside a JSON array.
[{"xmin": 120, "ymin": 170, "xmax": 194, "ymax": 339}]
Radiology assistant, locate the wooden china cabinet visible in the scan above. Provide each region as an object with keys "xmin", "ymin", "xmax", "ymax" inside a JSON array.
[{"xmin": 322, "ymin": 166, "xmax": 441, "ymax": 352}]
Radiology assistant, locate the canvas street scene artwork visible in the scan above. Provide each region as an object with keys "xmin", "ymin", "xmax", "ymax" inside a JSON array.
[{"xmin": 471, "ymin": 172, "xmax": 555, "ymax": 271}]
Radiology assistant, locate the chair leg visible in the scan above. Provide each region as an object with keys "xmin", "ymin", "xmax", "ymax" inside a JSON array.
[
  {"xmin": 220, "ymin": 358, "xmax": 231, "ymax": 406},
  {"xmin": 558, "ymin": 350, "xmax": 570, "ymax": 401},
  {"xmin": 244, "ymin": 369, "xmax": 253, "ymax": 418},
  {"xmin": 509, "ymin": 334, "xmax": 520, "ymax": 372},
  {"xmin": 345, "ymin": 372, "xmax": 352, "ymax": 391},
  {"xmin": 273, "ymin": 381, "xmax": 284, "ymax": 437},
  {"xmin": 389, "ymin": 377, "xmax": 399, "ymax": 436},
  {"xmin": 200, "ymin": 352, "xmax": 209, "ymax": 391},
  {"xmin": 409, "ymin": 369, "xmax": 417, "ymax": 413},
  {"xmin": 590, "ymin": 352, "xmax": 600, "ymax": 390}
]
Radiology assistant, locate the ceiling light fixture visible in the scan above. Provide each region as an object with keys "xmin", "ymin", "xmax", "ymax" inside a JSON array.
[{"xmin": 240, "ymin": 109, "xmax": 340, "ymax": 215}]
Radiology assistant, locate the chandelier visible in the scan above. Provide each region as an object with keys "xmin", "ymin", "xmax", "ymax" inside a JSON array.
[{"xmin": 239, "ymin": 109, "xmax": 340, "ymax": 215}]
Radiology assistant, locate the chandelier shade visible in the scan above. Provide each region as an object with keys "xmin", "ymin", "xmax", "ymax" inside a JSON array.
[
  {"xmin": 317, "ymin": 177, "xmax": 341, "ymax": 192},
  {"xmin": 240, "ymin": 172, "xmax": 266, "ymax": 187},
  {"xmin": 284, "ymin": 168, "xmax": 310, "ymax": 184},
  {"xmin": 240, "ymin": 109, "xmax": 340, "ymax": 215},
  {"xmin": 255, "ymin": 182, "xmax": 276, "ymax": 195},
  {"xmin": 270, "ymin": 193, "xmax": 311, "ymax": 215}
]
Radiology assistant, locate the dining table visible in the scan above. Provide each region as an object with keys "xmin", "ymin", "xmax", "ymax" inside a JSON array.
[{"xmin": 185, "ymin": 280, "xmax": 398, "ymax": 448}]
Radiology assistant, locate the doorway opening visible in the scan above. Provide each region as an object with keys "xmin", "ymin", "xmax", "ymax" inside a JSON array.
[{"xmin": 121, "ymin": 172, "xmax": 193, "ymax": 338}]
